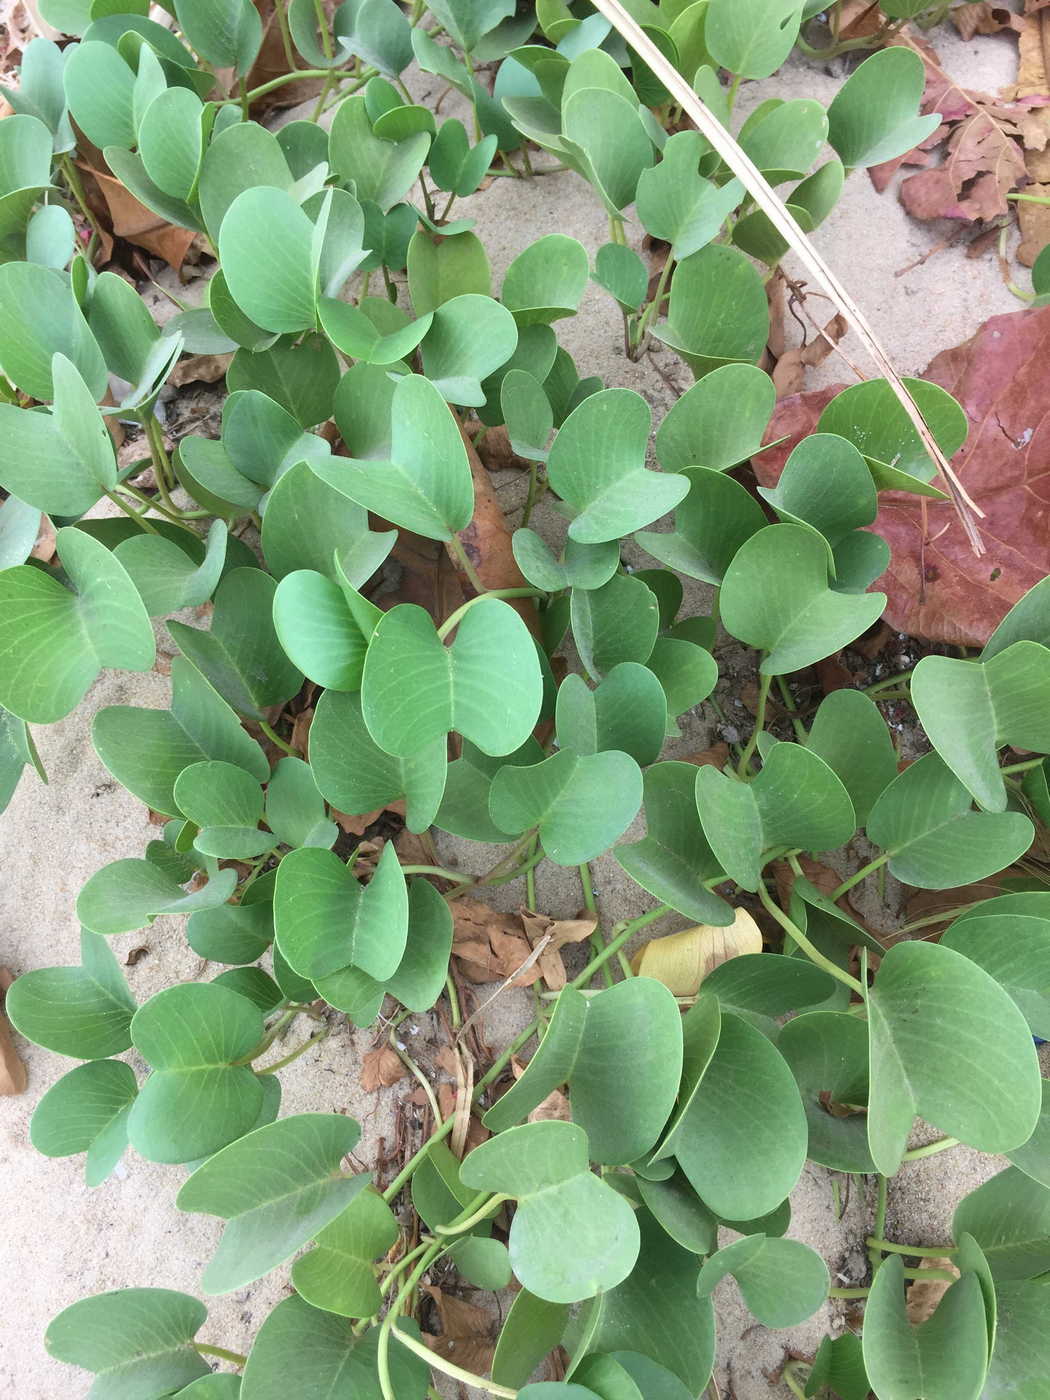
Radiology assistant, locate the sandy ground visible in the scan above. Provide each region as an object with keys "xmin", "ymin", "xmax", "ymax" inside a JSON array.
[{"xmin": 0, "ymin": 19, "xmax": 1032, "ymax": 1399}]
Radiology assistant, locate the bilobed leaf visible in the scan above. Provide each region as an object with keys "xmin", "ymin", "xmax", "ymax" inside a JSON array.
[
  {"xmin": 460, "ymin": 1120, "xmax": 641, "ymax": 1303},
  {"xmin": 265, "ymin": 756, "xmax": 336, "ymax": 850},
  {"xmin": 636, "ymin": 132, "xmax": 744, "ymax": 261},
  {"xmin": 779, "ymin": 1011, "xmax": 873, "ymax": 1172},
  {"xmin": 128, "ymin": 982, "xmax": 265, "ymax": 1164},
  {"xmin": 407, "ymin": 228, "xmax": 491, "ymax": 313},
  {"xmin": 866, "ymin": 751, "xmax": 1035, "ymax": 889},
  {"xmin": 435, "ymin": 736, "xmax": 544, "ymax": 843},
  {"xmin": 174, "ymin": 0, "xmax": 262, "ymax": 71},
  {"xmin": 492, "ymin": 1288, "xmax": 569, "ymax": 1388},
  {"xmin": 696, "ymin": 742, "xmax": 855, "ymax": 892},
  {"xmin": 651, "ymin": 244, "xmax": 769, "ymax": 379},
  {"xmin": 827, "ymin": 47, "xmax": 941, "ymax": 169},
  {"xmin": 547, "ymin": 388, "xmax": 688, "ymax": 544},
  {"xmin": 511, "ymin": 529, "xmax": 619, "ymax": 592},
  {"xmin": 592, "ymin": 242, "xmax": 648, "ymax": 312},
  {"xmin": 0, "ymin": 261, "xmax": 106, "ymax": 401},
  {"xmin": 113, "ymin": 520, "xmax": 227, "ymax": 617},
  {"xmin": 45, "ymin": 1289, "xmax": 210, "ymax": 1398},
  {"xmin": 817, "ymin": 376, "xmax": 966, "ymax": 493},
  {"xmin": 866, "ymin": 940, "xmax": 1041, "ymax": 1176},
  {"xmin": 6, "ymin": 929, "xmax": 136, "ymax": 1060},
  {"xmin": 262, "ymin": 460, "xmax": 395, "ymax": 585},
  {"xmin": 555, "ymin": 664, "xmax": 667, "ymax": 766},
  {"xmin": 614, "ymin": 761, "xmax": 732, "ymax": 925},
  {"xmin": 361, "ymin": 598, "xmax": 543, "ymax": 758},
  {"xmin": 911, "ymin": 643, "xmax": 1050, "ymax": 812},
  {"xmin": 329, "ymin": 94, "xmax": 430, "ymax": 210},
  {"xmin": 954, "ymin": 1167, "xmax": 1050, "ymax": 1282},
  {"xmin": 168, "ymin": 568, "xmax": 303, "ymax": 721},
  {"xmin": 63, "ymin": 40, "xmax": 136, "ymax": 148},
  {"xmin": 173, "ymin": 760, "xmax": 269, "ymax": 860},
  {"xmin": 719, "ymin": 524, "xmax": 885, "ymax": 674},
  {"xmin": 291, "ymin": 1187, "xmax": 399, "ymax": 1318},
  {"xmin": 1007, "ymin": 1078, "xmax": 1050, "ymax": 1188},
  {"xmin": 76, "ymin": 857, "xmax": 237, "ymax": 936},
  {"xmin": 570, "ymin": 573, "xmax": 659, "ymax": 679},
  {"xmin": 218, "ymin": 187, "xmax": 318, "ymax": 334},
  {"xmin": 861, "ymin": 1254, "xmax": 988, "ymax": 1400},
  {"xmin": 310, "ymin": 689, "xmax": 448, "ymax": 834},
  {"xmin": 93, "ymin": 656, "xmax": 269, "ymax": 818},
  {"xmin": 805, "ymin": 688, "xmax": 898, "ymax": 825},
  {"xmin": 30, "ymin": 1059, "xmax": 137, "ymax": 1186},
  {"xmin": 489, "ymin": 747, "xmax": 643, "ymax": 865},
  {"xmin": 636, "ymin": 466, "xmax": 767, "ymax": 585},
  {"xmin": 419, "ymin": 292, "xmax": 518, "ymax": 406},
  {"xmin": 655, "ymin": 363, "xmax": 775, "ymax": 474},
  {"xmin": 981, "ymin": 1278, "xmax": 1050, "ymax": 1398},
  {"xmin": 697, "ymin": 1234, "xmax": 828, "ymax": 1327},
  {"xmin": 426, "ymin": 0, "xmax": 515, "ymax": 51},
  {"xmin": 703, "ymin": 0, "xmax": 803, "ymax": 77},
  {"xmin": 272, "ymin": 567, "xmax": 380, "ymax": 691},
  {"xmin": 483, "ymin": 979, "xmax": 683, "ymax": 1163},
  {"xmin": 138, "ymin": 86, "xmax": 207, "ymax": 201},
  {"xmin": 501, "ymin": 234, "xmax": 589, "ymax": 324},
  {"xmin": 177, "ymin": 1115, "xmax": 369, "ymax": 1294},
  {"xmin": 562, "ymin": 86, "xmax": 655, "ymax": 215}
]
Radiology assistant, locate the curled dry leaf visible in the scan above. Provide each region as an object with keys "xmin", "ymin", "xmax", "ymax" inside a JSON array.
[
  {"xmin": 952, "ymin": 3, "xmax": 1024, "ymax": 40},
  {"xmin": 359, "ymin": 1046, "xmax": 409, "ymax": 1092},
  {"xmin": 511, "ymin": 1058, "xmax": 572, "ymax": 1123},
  {"xmin": 422, "ymin": 1287, "xmax": 498, "ymax": 1373},
  {"xmin": 169, "ymin": 354, "xmax": 234, "ymax": 388},
  {"xmin": 772, "ymin": 312, "xmax": 849, "ymax": 399},
  {"xmin": 519, "ymin": 909, "xmax": 597, "ymax": 991},
  {"xmin": 81, "ymin": 164, "xmax": 195, "ymax": 272},
  {"xmin": 630, "ymin": 907, "xmax": 763, "ymax": 996},
  {"xmin": 760, "ymin": 305, "xmax": 1050, "ymax": 645},
  {"xmin": 437, "ymin": 1081, "xmax": 488, "ymax": 1154},
  {"xmin": 451, "ymin": 898, "xmax": 541, "ymax": 985},
  {"xmin": 905, "ymin": 1257, "xmax": 961, "ymax": 1324}
]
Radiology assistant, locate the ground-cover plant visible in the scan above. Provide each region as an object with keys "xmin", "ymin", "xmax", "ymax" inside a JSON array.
[{"xmin": 5, "ymin": 3, "xmax": 1050, "ymax": 1398}]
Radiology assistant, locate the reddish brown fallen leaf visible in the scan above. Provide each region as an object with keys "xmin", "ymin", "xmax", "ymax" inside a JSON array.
[
  {"xmin": 475, "ymin": 424, "xmax": 527, "ymax": 472},
  {"xmin": 422, "ymin": 1287, "xmax": 498, "ymax": 1372},
  {"xmin": 815, "ymin": 653, "xmax": 854, "ymax": 695},
  {"xmin": 385, "ymin": 528, "xmax": 467, "ymax": 620},
  {"xmin": 31, "ymin": 514, "xmax": 56, "ymax": 564},
  {"xmin": 0, "ymin": 967, "xmax": 26, "ymax": 1096},
  {"xmin": 291, "ymin": 706, "xmax": 314, "ymax": 756},
  {"xmin": 759, "ymin": 305, "xmax": 1050, "ymax": 645},
  {"xmin": 1017, "ymin": 181, "xmax": 1050, "ymax": 264},
  {"xmin": 360, "ymin": 1046, "xmax": 409, "ymax": 1091},
  {"xmin": 677, "ymin": 741, "xmax": 731, "ymax": 769},
  {"xmin": 245, "ymin": 2, "xmax": 326, "ymax": 114},
  {"xmin": 81, "ymin": 164, "xmax": 195, "ymax": 271},
  {"xmin": 772, "ymin": 312, "xmax": 849, "ymax": 399},
  {"xmin": 169, "ymin": 353, "xmax": 233, "ymax": 387},
  {"xmin": 902, "ymin": 869, "xmax": 1025, "ymax": 934}
]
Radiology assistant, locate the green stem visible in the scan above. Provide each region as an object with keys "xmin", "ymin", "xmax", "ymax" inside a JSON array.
[
  {"xmin": 117, "ymin": 482, "xmax": 208, "ymax": 522},
  {"xmin": 737, "ymin": 672, "xmax": 772, "ymax": 777},
  {"xmin": 238, "ymin": 848, "xmax": 279, "ymax": 900},
  {"xmin": 313, "ymin": 0, "xmax": 335, "ymax": 58},
  {"xmin": 399, "ymin": 864, "xmax": 466, "ymax": 882},
  {"xmin": 257, "ymin": 1027, "xmax": 329, "ymax": 1074},
  {"xmin": 634, "ymin": 254, "xmax": 674, "ymax": 348},
  {"xmin": 244, "ymin": 67, "xmax": 370, "ymax": 103},
  {"xmin": 775, "ymin": 675, "xmax": 808, "ymax": 742},
  {"xmin": 902, "ymin": 1135, "xmax": 960, "ymax": 1162},
  {"xmin": 438, "ymin": 584, "xmax": 543, "ymax": 637},
  {"xmin": 866, "ymin": 1237, "xmax": 959, "ymax": 1258},
  {"xmin": 195, "ymin": 1344, "xmax": 248, "ymax": 1366},
  {"xmin": 57, "ymin": 153, "xmax": 103, "ymax": 245},
  {"xmin": 525, "ymin": 833, "xmax": 539, "ymax": 910},
  {"xmin": 1002, "ymin": 757, "xmax": 1046, "ymax": 775},
  {"xmin": 390, "ymin": 1323, "xmax": 517, "ymax": 1397},
  {"xmin": 868, "ymin": 1172, "xmax": 888, "ymax": 1274},
  {"xmin": 726, "ymin": 72, "xmax": 743, "ymax": 110},
  {"xmin": 782, "ymin": 1361, "xmax": 809, "ymax": 1400},
  {"xmin": 830, "ymin": 1268, "xmax": 958, "ymax": 1297},
  {"xmin": 378, "ymin": 1246, "xmax": 443, "ymax": 1400},
  {"xmin": 273, "ymin": 0, "xmax": 299, "ymax": 71},
  {"xmin": 580, "ymin": 861, "xmax": 613, "ymax": 987},
  {"xmin": 1008, "ymin": 191, "xmax": 1050, "ymax": 205},
  {"xmin": 258, "ymin": 718, "xmax": 298, "ymax": 756},
  {"xmin": 863, "ymin": 669, "xmax": 913, "ymax": 696},
  {"xmin": 830, "ymin": 851, "xmax": 892, "ymax": 902},
  {"xmin": 144, "ymin": 413, "xmax": 179, "ymax": 514},
  {"xmin": 103, "ymin": 488, "xmax": 162, "ymax": 535},
  {"xmin": 380, "ymin": 1241, "xmax": 432, "ymax": 1297},
  {"xmin": 758, "ymin": 882, "xmax": 866, "ymax": 996},
  {"xmin": 434, "ymin": 1192, "xmax": 508, "ymax": 1235},
  {"xmin": 238, "ymin": 75, "xmax": 249, "ymax": 119}
]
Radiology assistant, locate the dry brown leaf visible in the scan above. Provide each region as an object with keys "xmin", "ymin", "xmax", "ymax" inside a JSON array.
[
  {"xmin": 905, "ymin": 1257, "xmax": 961, "ymax": 1324},
  {"xmin": 244, "ymin": 1, "xmax": 327, "ymax": 113},
  {"xmin": 630, "ymin": 907, "xmax": 763, "ymax": 995},
  {"xmin": 437, "ymin": 1082, "xmax": 489, "ymax": 1153},
  {"xmin": 773, "ymin": 857, "xmax": 843, "ymax": 911},
  {"xmin": 519, "ymin": 909, "xmax": 597, "ymax": 990},
  {"xmin": 82, "ymin": 164, "xmax": 195, "ymax": 271},
  {"xmin": 0, "ymin": 967, "xmax": 26, "ymax": 1096},
  {"xmin": 451, "ymin": 899, "xmax": 542, "ymax": 985},
  {"xmin": 30, "ymin": 514, "xmax": 56, "ymax": 563},
  {"xmin": 953, "ymin": 3, "xmax": 1023, "ymax": 40},
  {"xmin": 759, "ymin": 304, "xmax": 1050, "ymax": 645},
  {"xmin": 1017, "ymin": 180, "xmax": 1050, "ymax": 263},
  {"xmin": 678, "ymin": 741, "xmax": 731, "ymax": 769},
  {"xmin": 359, "ymin": 1046, "xmax": 409, "ymax": 1091},
  {"xmin": 422, "ymin": 1287, "xmax": 498, "ymax": 1373},
  {"xmin": 169, "ymin": 353, "xmax": 233, "ymax": 387},
  {"xmin": 332, "ymin": 806, "xmax": 386, "ymax": 836},
  {"xmin": 902, "ymin": 870, "xmax": 1022, "ymax": 934},
  {"xmin": 290, "ymin": 706, "xmax": 314, "ymax": 755},
  {"xmin": 475, "ymin": 424, "xmax": 527, "ymax": 472},
  {"xmin": 393, "ymin": 826, "xmax": 432, "ymax": 867},
  {"xmin": 772, "ymin": 312, "xmax": 849, "ymax": 398},
  {"xmin": 511, "ymin": 1059, "xmax": 573, "ymax": 1123}
]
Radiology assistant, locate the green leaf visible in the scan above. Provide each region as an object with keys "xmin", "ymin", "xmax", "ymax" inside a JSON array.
[
  {"xmin": 426, "ymin": 0, "xmax": 515, "ymax": 51},
  {"xmin": 93, "ymin": 655, "xmax": 268, "ymax": 819},
  {"xmin": 657, "ymin": 1000, "xmax": 808, "ymax": 1220},
  {"xmin": 310, "ymin": 689, "xmax": 448, "ymax": 834},
  {"xmin": 738, "ymin": 97, "xmax": 828, "ymax": 182},
  {"xmin": 575, "ymin": 1207, "xmax": 715, "ymax": 1395},
  {"xmin": 652, "ymin": 244, "xmax": 769, "ymax": 380},
  {"xmin": 592, "ymin": 242, "xmax": 648, "ymax": 313},
  {"xmin": 319, "ymin": 294, "xmax": 432, "ymax": 366},
  {"xmin": 138, "ymin": 86, "xmax": 207, "ymax": 201},
  {"xmin": 335, "ymin": 0, "xmax": 414, "ymax": 75},
  {"xmin": 489, "ymin": 747, "xmax": 643, "ymax": 865},
  {"xmin": 1007, "ymin": 1078, "xmax": 1050, "ymax": 1188},
  {"xmin": 555, "ymin": 663, "xmax": 667, "ymax": 766},
  {"xmin": 128, "ymin": 982, "xmax": 265, "ymax": 1163},
  {"xmin": 361, "ymin": 598, "xmax": 542, "ymax": 757},
  {"xmin": 0, "ymin": 702, "xmax": 41, "ymax": 812},
  {"xmin": 77, "ymin": 857, "xmax": 237, "ymax": 936},
  {"xmin": 720, "ymin": 523, "xmax": 885, "ymax": 674},
  {"xmin": 114, "ymin": 519, "xmax": 227, "ymax": 616},
  {"xmin": 168, "ymin": 568, "xmax": 303, "ymax": 720},
  {"xmin": 866, "ymin": 940, "xmax": 1041, "ymax": 1176},
  {"xmin": 866, "ymin": 751, "xmax": 1035, "ymax": 889},
  {"xmin": 758, "ymin": 432, "xmax": 876, "ymax": 548},
  {"xmin": 221, "ymin": 389, "xmax": 330, "ymax": 491},
  {"xmin": 703, "ymin": 0, "xmax": 803, "ymax": 78},
  {"xmin": 383, "ymin": 877, "xmax": 455, "ymax": 1012},
  {"xmin": 240, "ymin": 1296, "xmax": 428, "ymax": 1399},
  {"xmin": 861, "ymin": 1254, "xmax": 988, "ymax": 1400},
  {"xmin": 172, "ymin": 759, "xmax": 268, "ymax": 860},
  {"xmin": 634, "ymin": 1168, "xmax": 718, "ymax": 1255},
  {"xmin": 434, "ymin": 735, "xmax": 543, "ymax": 843},
  {"xmin": 954, "ymin": 1167, "xmax": 1050, "ymax": 1282},
  {"xmin": 272, "ymin": 567, "xmax": 378, "ymax": 691},
  {"xmin": 805, "ymin": 1334, "xmax": 870, "ymax": 1400},
  {"xmin": 636, "ymin": 466, "xmax": 767, "ymax": 585},
  {"xmin": 46, "ymin": 1289, "xmax": 210, "ymax": 1398},
  {"xmin": 912, "ymin": 642, "xmax": 1050, "ymax": 812},
  {"xmin": 0, "ymin": 524, "xmax": 155, "ymax": 723},
  {"xmin": 218, "ymin": 186, "xmax": 317, "ymax": 334},
  {"xmin": 313, "ymin": 373, "xmax": 473, "ymax": 540},
  {"xmin": 31, "ymin": 1059, "xmax": 137, "ymax": 1186},
  {"xmin": 492, "ymin": 1289, "xmax": 569, "ymax": 1388},
  {"xmin": 983, "ymin": 575, "xmax": 1050, "ymax": 657},
  {"xmin": 483, "ymin": 979, "xmax": 683, "ymax": 1163},
  {"xmin": 274, "ymin": 841, "xmax": 409, "ymax": 980},
  {"xmin": 570, "ymin": 573, "xmax": 659, "ymax": 679},
  {"xmin": 547, "ymin": 388, "xmax": 688, "ymax": 544},
  {"xmin": 63, "ymin": 40, "xmax": 136, "ymax": 148},
  {"xmin": 262, "ymin": 460, "xmax": 395, "ymax": 585},
  {"xmin": 0, "ymin": 353, "xmax": 115, "ymax": 515},
  {"xmin": 329, "ymin": 94, "xmax": 430, "ymax": 210},
  {"xmin": 175, "ymin": 1376, "xmax": 242, "ymax": 1398},
  {"xmin": 818, "ymin": 377, "xmax": 966, "ymax": 492},
  {"xmin": 0, "ymin": 495, "xmax": 41, "ymax": 571},
  {"xmin": 636, "ymin": 132, "xmax": 743, "ymax": 261},
  {"xmin": 828, "ymin": 47, "xmax": 941, "ymax": 168},
  {"xmin": 697, "ymin": 1234, "xmax": 828, "ymax": 1327},
  {"xmin": 940, "ymin": 911, "xmax": 1050, "ymax": 1038},
  {"xmin": 265, "ymin": 756, "xmax": 336, "ymax": 850},
  {"xmin": 226, "ymin": 334, "xmax": 341, "ymax": 430},
  {"xmin": 501, "ymin": 234, "xmax": 589, "ymax": 324},
  {"xmin": 778, "ymin": 1011, "xmax": 873, "ymax": 1172},
  {"xmin": 6, "ymin": 929, "xmax": 136, "ymax": 1059},
  {"xmin": 187, "ymin": 887, "xmax": 274, "ymax": 966},
  {"xmin": 696, "ymin": 742, "xmax": 855, "ymax": 892},
  {"xmin": 648, "ymin": 637, "xmax": 718, "ymax": 734},
  {"xmin": 177, "ymin": 1114, "xmax": 368, "ymax": 1294},
  {"xmin": 512, "ymin": 529, "xmax": 619, "ymax": 592},
  {"xmin": 408, "ymin": 228, "xmax": 491, "ymax": 313},
  {"xmin": 562, "ymin": 87, "xmax": 655, "ymax": 215},
  {"xmin": 418, "ymin": 291, "xmax": 518, "ymax": 406},
  {"xmin": 460, "ymin": 1120, "xmax": 641, "ymax": 1303},
  {"xmin": 0, "ymin": 261, "xmax": 106, "ymax": 401},
  {"xmin": 614, "ymin": 761, "xmax": 732, "ymax": 925},
  {"xmin": 982, "ymin": 1278, "xmax": 1050, "ymax": 1398},
  {"xmin": 174, "ymin": 0, "xmax": 262, "ymax": 71},
  {"xmin": 291, "ymin": 1187, "xmax": 399, "ymax": 1318},
  {"xmin": 805, "ymin": 688, "xmax": 898, "ymax": 825}
]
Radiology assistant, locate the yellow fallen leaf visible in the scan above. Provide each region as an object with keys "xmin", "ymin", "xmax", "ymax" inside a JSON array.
[{"xmin": 631, "ymin": 908, "xmax": 762, "ymax": 996}]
